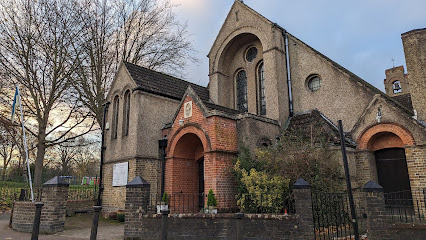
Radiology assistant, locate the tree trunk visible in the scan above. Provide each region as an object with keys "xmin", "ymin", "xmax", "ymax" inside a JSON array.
[{"xmin": 33, "ymin": 126, "xmax": 47, "ymax": 187}]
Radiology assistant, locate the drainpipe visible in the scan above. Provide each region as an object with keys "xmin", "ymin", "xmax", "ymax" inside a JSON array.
[
  {"xmin": 275, "ymin": 23, "xmax": 294, "ymax": 117},
  {"xmin": 159, "ymin": 138, "xmax": 168, "ymax": 196},
  {"xmin": 284, "ymin": 31, "xmax": 294, "ymax": 117}
]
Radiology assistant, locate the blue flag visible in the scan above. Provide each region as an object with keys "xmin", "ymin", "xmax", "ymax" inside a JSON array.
[{"xmin": 11, "ymin": 86, "xmax": 18, "ymax": 123}]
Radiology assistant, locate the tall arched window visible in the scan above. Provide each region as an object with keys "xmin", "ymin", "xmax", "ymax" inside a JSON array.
[
  {"xmin": 122, "ymin": 90, "xmax": 131, "ymax": 136},
  {"xmin": 258, "ymin": 62, "xmax": 266, "ymax": 115},
  {"xmin": 112, "ymin": 95, "xmax": 119, "ymax": 139},
  {"xmin": 236, "ymin": 70, "xmax": 248, "ymax": 112}
]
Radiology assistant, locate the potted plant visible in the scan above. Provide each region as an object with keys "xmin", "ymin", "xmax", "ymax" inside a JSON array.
[
  {"xmin": 116, "ymin": 210, "xmax": 125, "ymax": 222},
  {"xmin": 157, "ymin": 192, "xmax": 169, "ymax": 214},
  {"xmin": 205, "ymin": 189, "xmax": 218, "ymax": 214}
]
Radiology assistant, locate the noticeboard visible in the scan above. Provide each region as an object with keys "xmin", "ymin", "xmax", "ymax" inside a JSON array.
[{"xmin": 112, "ymin": 162, "xmax": 128, "ymax": 187}]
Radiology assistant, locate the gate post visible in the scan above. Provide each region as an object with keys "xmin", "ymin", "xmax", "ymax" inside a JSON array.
[
  {"xmin": 124, "ymin": 176, "xmax": 151, "ymax": 239},
  {"xmin": 362, "ymin": 180, "xmax": 389, "ymax": 239},
  {"xmin": 161, "ymin": 210, "xmax": 170, "ymax": 240},
  {"xmin": 41, "ymin": 176, "xmax": 69, "ymax": 233},
  {"xmin": 293, "ymin": 178, "xmax": 314, "ymax": 240}
]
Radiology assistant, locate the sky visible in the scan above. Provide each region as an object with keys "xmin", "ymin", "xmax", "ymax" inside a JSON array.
[{"xmin": 168, "ymin": 0, "xmax": 426, "ymax": 92}]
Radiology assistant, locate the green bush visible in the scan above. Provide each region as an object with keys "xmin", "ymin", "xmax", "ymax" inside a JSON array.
[
  {"xmin": 207, "ymin": 189, "xmax": 217, "ymax": 207},
  {"xmin": 161, "ymin": 192, "xmax": 169, "ymax": 205},
  {"xmin": 235, "ymin": 162, "xmax": 289, "ymax": 213}
]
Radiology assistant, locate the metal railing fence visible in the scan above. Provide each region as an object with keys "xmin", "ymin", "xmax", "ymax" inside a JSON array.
[
  {"xmin": 147, "ymin": 192, "xmax": 295, "ymax": 215},
  {"xmin": 384, "ymin": 188, "xmax": 426, "ymax": 224}
]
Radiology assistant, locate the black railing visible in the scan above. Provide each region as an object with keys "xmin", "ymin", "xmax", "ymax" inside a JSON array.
[
  {"xmin": 148, "ymin": 192, "xmax": 295, "ymax": 214},
  {"xmin": 312, "ymin": 192, "xmax": 366, "ymax": 240},
  {"xmin": 0, "ymin": 183, "xmax": 43, "ymax": 210},
  {"xmin": 384, "ymin": 189, "xmax": 426, "ymax": 223},
  {"xmin": 238, "ymin": 193, "xmax": 295, "ymax": 214},
  {"xmin": 68, "ymin": 185, "xmax": 98, "ymax": 201}
]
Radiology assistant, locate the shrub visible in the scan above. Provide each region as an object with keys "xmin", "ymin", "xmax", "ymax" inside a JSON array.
[
  {"xmin": 161, "ymin": 192, "xmax": 169, "ymax": 205},
  {"xmin": 207, "ymin": 189, "xmax": 217, "ymax": 207},
  {"xmin": 234, "ymin": 161, "xmax": 289, "ymax": 213}
]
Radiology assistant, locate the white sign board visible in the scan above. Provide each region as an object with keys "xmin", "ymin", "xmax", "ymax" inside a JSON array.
[{"xmin": 112, "ymin": 162, "xmax": 128, "ymax": 187}]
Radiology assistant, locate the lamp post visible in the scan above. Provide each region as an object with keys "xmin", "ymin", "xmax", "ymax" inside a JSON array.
[
  {"xmin": 338, "ymin": 120, "xmax": 359, "ymax": 240},
  {"xmin": 90, "ymin": 101, "xmax": 110, "ymax": 240},
  {"xmin": 97, "ymin": 101, "xmax": 110, "ymax": 206}
]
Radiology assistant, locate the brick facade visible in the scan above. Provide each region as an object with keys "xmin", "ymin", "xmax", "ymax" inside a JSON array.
[
  {"xmin": 124, "ymin": 178, "xmax": 314, "ymax": 240},
  {"xmin": 12, "ymin": 179, "xmax": 69, "ymax": 233},
  {"xmin": 103, "ymin": 0, "xmax": 426, "ymax": 220},
  {"xmin": 164, "ymin": 94, "xmax": 238, "ymax": 211},
  {"xmin": 402, "ymin": 29, "xmax": 426, "ymax": 122}
]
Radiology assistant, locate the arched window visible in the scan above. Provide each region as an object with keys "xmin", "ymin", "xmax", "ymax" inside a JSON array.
[
  {"xmin": 393, "ymin": 80, "xmax": 402, "ymax": 93},
  {"xmin": 112, "ymin": 95, "xmax": 119, "ymax": 139},
  {"xmin": 258, "ymin": 62, "xmax": 266, "ymax": 115},
  {"xmin": 236, "ymin": 70, "xmax": 248, "ymax": 112},
  {"xmin": 122, "ymin": 90, "xmax": 131, "ymax": 136}
]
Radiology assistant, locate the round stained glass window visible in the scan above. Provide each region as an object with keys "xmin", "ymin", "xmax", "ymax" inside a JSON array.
[
  {"xmin": 246, "ymin": 47, "xmax": 258, "ymax": 62},
  {"xmin": 308, "ymin": 75, "xmax": 321, "ymax": 92}
]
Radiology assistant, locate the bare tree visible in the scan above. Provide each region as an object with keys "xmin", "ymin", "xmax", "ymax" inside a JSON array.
[
  {"xmin": 0, "ymin": 115, "xmax": 19, "ymax": 180},
  {"xmin": 0, "ymin": 0, "xmax": 97, "ymax": 186},
  {"xmin": 73, "ymin": 0, "xmax": 197, "ymax": 125}
]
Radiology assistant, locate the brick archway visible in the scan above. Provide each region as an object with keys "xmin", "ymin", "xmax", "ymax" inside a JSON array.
[
  {"xmin": 165, "ymin": 125, "xmax": 212, "ymax": 213},
  {"xmin": 168, "ymin": 124, "xmax": 211, "ymax": 157},
  {"xmin": 357, "ymin": 123, "xmax": 415, "ymax": 150}
]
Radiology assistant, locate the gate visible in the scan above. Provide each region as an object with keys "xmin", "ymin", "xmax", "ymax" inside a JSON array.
[{"xmin": 312, "ymin": 192, "xmax": 365, "ymax": 240}]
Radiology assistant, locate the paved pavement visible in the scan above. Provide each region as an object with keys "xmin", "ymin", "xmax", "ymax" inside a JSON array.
[{"xmin": 0, "ymin": 213, "xmax": 124, "ymax": 240}]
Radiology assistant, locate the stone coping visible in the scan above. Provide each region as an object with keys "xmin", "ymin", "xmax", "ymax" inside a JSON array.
[{"xmin": 138, "ymin": 213, "xmax": 297, "ymax": 220}]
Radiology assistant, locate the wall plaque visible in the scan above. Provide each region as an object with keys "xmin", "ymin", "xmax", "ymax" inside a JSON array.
[
  {"xmin": 184, "ymin": 101, "xmax": 192, "ymax": 118},
  {"xmin": 112, "ymin": 162, "xmax": 128, "ymax": 187}
]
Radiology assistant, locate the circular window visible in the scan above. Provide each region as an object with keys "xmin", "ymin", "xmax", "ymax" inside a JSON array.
[
  {"xmin": 307, "ymin": 75, "xmax": 321, "ymax": 92},
  {"xmin": 246, "ymin": 47, "xmax": 258, "ymax": 62}
]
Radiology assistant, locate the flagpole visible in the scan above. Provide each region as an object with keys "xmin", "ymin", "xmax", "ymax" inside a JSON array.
[{"xmin": 16, "ymin": 85, "xmax": 34, "ymax": 202}]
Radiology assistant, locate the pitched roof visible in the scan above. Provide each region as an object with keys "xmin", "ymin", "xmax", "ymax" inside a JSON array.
[
  {"xmin": 204, "ymin": 102, "xmax": 242, "ymax": 116},
  {"xmin": 283, "ymin": 110, "xmax": 356, "ymax": 147},
  {"xmin": 391, "ymin": 94, "xmax": 413, "ymax": 111},
  {"xmin": 124, "ymin": 62, "xmax": 210, "ymax": 102}
]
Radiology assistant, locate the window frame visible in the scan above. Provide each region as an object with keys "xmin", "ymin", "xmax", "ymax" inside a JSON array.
[
  {"xmin": 235, "ymin": 69, "xmax": 248, "ymax": 112},
  {"xmin": 112, "ymin": 95, "xmax": 120, "ymax": 139},
  {"xmin": 122, "ymin": 90, "xmax": 131, "ymax": 136},
  {"xmin": 257, "ymin": 61, "xmax": 266, "ymax": 115},
  {"xmin": 307, "ymin": 74, "xmax": 322, "ymax": 92},
  {"xmin": 245, "ymin": 46, "xmax": 258, "ymax": 63}
]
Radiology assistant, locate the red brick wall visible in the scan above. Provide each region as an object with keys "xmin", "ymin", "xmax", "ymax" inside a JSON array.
[{"xmin": 164, "ymin": 96, "xmax": 238, "ymax": 211}]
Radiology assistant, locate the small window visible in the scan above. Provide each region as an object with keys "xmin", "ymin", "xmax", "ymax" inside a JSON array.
[
  {"xmin": 393, "ymin": 81, "xmax": 402, "ymax": 93},
  {"xmin": 307, "ymin": 75, "xmax": 321, "ymax": 92},
  {"xmin": 246, "ymin": 47, "xmax": 258, "ymax": 62},
  {"xmin": 122, "ymin": 90, "xmax": 131, "ymax": 136},
  {"xmin": 112, "ymin": 95, "xmax": 120, "ymax": 139},
  {"xmin": 236, "ymin": 70, "xmax": 248, "ymax": 112},
  {"xmin": 258, "ymin": 62, "xmax": 266, "ymax": 115}
]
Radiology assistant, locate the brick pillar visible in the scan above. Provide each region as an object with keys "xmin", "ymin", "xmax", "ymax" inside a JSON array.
[
  {"xmin": 293, "ymin": 178, "xmax": 314, "ymax": 240},
  {"xmin": 362, "ymin": 180, "xmax": 389, "ymax": 240},
  {"xmin": 124, "ymin": 176, "xmax": 151, "ymax": 240},
  {"xmin": 40, "ymin": 176, "xmax": 69, "ymax": 233}
]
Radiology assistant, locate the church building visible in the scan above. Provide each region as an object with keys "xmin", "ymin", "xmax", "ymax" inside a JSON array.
[{"xmin": 102, "ymin": 1, "xmax": 426, "ymax": 213}]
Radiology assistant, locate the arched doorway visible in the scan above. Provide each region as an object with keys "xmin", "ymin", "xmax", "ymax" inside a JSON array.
[
  {"xmin": 167, "ymin": 133, "xmax": 205, "ymax": 212},
  {"xmin": 375, "ymin": 148, "xmax": 411, "ymax": 194},
  {"xmin": 366, "ymin": 132, "xmax": 412, "ymax": 205}
]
